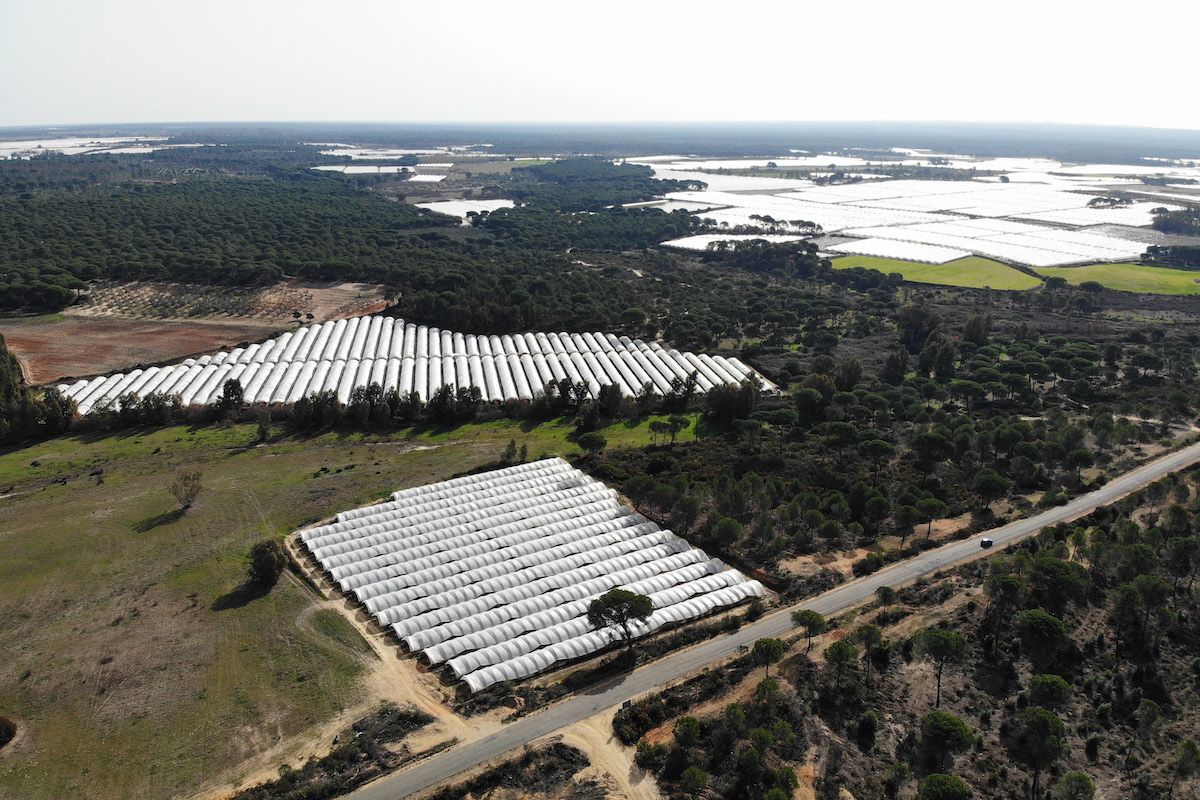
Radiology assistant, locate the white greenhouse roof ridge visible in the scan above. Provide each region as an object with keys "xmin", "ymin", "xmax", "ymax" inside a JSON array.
[
  {"xmin": 660, "ymin": 234, "xmax": 809, "ymax": 251},
  {"xmin": 57, "ymin": 314, "xmax": 772, "ymax": 415},
  {"xmin": 415, "ymin": 199, "xmax": 515, "ymax": 219},
  {"xmin": 298, "ymin": 458, "xmax": 764, "ymax": 692},
  {"xmin": 827, "ymin": 239, "xmax": 971, "ymax": 264},
  {"xmin": 662, "ymin": 169, "xmax": 1183, "ymax": 266},
  {"xmin": 839, "ymin": 219, "xmax": 1147, "ymax": 267}
]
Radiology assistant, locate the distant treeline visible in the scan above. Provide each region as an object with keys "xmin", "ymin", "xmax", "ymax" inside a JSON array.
[
  {"xmin": 1151, "ymin": 207, "xmax": 1200, "ymax": 236},
  {"xmin": 121, "ymin": 121, "xmax": 1200, "ymax": 163},
  {"xmin": 0, "ymin": 178, "xmax": 460, "ymax": 309},
  {"xmin": 0, "ymin": 157, "xmax": 696, "ymax": 313},
  {"xmin": 0, "ymin": 141, "xmax": 336, "ymax": 194},
  {"xmin": 1144, "ymin": 245, "xmax": 1200, "ymax": 269}
]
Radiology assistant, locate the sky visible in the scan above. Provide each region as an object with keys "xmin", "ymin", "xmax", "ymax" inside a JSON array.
[{"xmin": 2, "ymin": 0, "xmax": 1198, "ymax": 130}]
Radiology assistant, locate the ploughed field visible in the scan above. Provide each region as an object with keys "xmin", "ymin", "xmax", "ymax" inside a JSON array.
[{"xmin": 0, "ymin": 315, "xmax": 283, "ymax": 384}]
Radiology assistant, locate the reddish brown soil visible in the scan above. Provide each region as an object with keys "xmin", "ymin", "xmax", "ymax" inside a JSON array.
[{"xmin": 1, "ymin": 317, "xmax": 284, "ymax": 384}]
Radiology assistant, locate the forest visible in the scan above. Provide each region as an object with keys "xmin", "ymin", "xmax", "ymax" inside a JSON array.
[
  {"xmin": 1151, "ymin": 208, "xmax": 1200, "ymax": 237},
  {"xmin": 620, "ymin": 468, "xmax": 1200, "ymax": 800},
  {"xmin": 0, "ymin": 157, "xmax": 700, "ymax": 314},
  {"xmin": 499, "ymin": 157, "xmax": 701, "ymax": 211},
  {"xmin": 0, "ymin": 178, "xmax": 454, "ymax": 308},
  {"xmin": 587, "ymin": 302, "xmax": 1195, "ymax": 586}
]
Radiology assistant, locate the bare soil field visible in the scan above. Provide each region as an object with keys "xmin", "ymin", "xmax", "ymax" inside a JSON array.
[{"xmin": 0, "ymin": 315, "xmax": 284, "ymax": 384}]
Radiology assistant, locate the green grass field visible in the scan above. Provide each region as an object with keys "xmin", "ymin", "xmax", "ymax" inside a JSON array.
[
  {"xmin": 0, "ymin": 413, "xmax": 698, "ymax": 799},
  {"xmin": 1035, "ymin": 263, "xmax": 1200, "ymax": 295},
  {"xmin": 831, "ymin": 255, "xmax": 1043, "ymax": 290}
]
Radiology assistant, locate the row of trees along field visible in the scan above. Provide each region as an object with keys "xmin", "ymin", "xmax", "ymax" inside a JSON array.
[{"xmin": 1145, "ymin": 245, "xmax": 1200, "ymax": 269}]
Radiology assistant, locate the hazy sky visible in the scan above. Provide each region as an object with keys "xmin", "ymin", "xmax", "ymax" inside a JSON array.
[{"xmin": 2, "ymin": 0, "xmax": 1197, "ymax": 129}]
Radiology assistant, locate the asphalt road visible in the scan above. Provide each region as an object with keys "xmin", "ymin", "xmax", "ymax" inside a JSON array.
[{"xmin": 350, "ymin": 438, "xmax": 1200, "ymax": 800}]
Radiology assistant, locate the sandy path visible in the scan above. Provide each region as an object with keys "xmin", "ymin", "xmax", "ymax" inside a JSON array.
[
  {"xmin": 190, "ymin": 536, "xmax": 504, "ymax": 800},
  {"xmin": 557, "ymin": 711, "xmax": 663, "ymax": 800},
  {"xmin": 283, "ymin": 534, "xmax": 497, "ymax": 744}
]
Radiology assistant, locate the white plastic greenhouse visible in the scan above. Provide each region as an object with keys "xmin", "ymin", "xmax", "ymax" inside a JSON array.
[
  {"xmin": 298, "ymin": 458, "xmax": 764, "ymax": 692},
  {"xmin": 58, "ymin": 314, "xmax": 771, "ymax": 415}
]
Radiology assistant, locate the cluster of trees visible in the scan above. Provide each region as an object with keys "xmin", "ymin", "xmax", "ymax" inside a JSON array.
[
  {"xmin": 1150, "ymin": 208, "xmax": 1200, "ymax": 237},
  {"xmin": 700, "ymin": 239, "xmax": 826, "ymax": 279},
  {"xmin": 1145, "ymin": 244, "xmax": 1200, "ymax": 269},
  {"xmin": 476, "ymin": 205, "xmax": 697, "ymax": 250},
  {"xmin": 0, "ymin": 334, "xmax": 75, "ymax": 444},
  {"xmin": 635, "ymin": 641, "xmax": 808, "ymax": 799},
  {"xmin": 501, "ymin": 157, "xmax": 700, "ymax": 211},
  {"xmin": 632, "ymin": 462, "xmax": 1200, "ymax": 799},
  {"xmin": 591, "ymin": 318, "xmax": 1161, "ymax": 579}
]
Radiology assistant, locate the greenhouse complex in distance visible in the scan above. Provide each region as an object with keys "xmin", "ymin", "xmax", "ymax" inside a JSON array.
[
  {"xmin": 56, "ymin": 314, "xmax": 772, "ymax": 415},
  {"xmin": 299, "ymin": 458, "xmax": 764, "ymax": 692}
]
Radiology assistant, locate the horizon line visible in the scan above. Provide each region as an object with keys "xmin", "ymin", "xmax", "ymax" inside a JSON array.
[{"xmin": 2, "ymin": 119, "xmax": 1200, "ymax": 135}]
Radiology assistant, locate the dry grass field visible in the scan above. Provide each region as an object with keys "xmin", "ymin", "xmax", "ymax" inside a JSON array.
[{"xmin": 0, "ymin": 414, "xmax": 698, "ymax": 800}]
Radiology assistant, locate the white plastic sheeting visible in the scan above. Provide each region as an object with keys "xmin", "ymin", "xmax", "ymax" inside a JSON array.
[
  {"xmin": 826, "ymin": 239, "xmax": 972, "ymax": 264},
  {"xmin": 839, "ymin": 219, "xmax": 1148, "ymax": 267},
  {"xmin": 298, "ymin": 458, "xmax": 764, "ymax": 692},
  {"xmin": 59, "ymin": 314, "xmax": 772, "ymax": 414},
  {"xmin": 656, "ymin": 174, "xmax": 1177, "ymax": 268}
]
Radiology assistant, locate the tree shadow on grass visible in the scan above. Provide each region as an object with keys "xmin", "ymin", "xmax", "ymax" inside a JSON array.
[
  {"xmin": 131, "ymin": 507, "xmax": 184, "ymax": 532},
  {"xmin": 211, "ymin": 582, "xmax": 271, "ymax": 611}
]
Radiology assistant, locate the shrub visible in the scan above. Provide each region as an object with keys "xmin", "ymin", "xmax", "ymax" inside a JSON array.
[
  {"xmin": 169, "ymin": 469, "xmax": 203, "ymax": 510},
  {"xmin": 0, "ymin": 717, "xmax": 15, "ymax": 750},
  {"xmin": 852, "ymin": 552, "xmax": 885, "ymax": 576},
  {"xmin": 917, "ymin": 773, "xmax": 972, "ymax": 800},
  {"xmin": 248, "ymin": 539, "xmax": 287, "ymax": 588},
  {"xmin": 634, "ymin": 742, "xmax": 668, "ymax": 771}
]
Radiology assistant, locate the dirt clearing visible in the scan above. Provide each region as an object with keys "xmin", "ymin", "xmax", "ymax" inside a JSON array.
[{"xmin": 558, "ymin": 711, "xmax": 663, "ymax": 800}]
